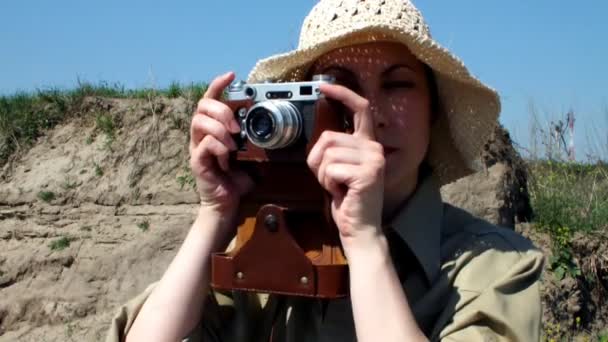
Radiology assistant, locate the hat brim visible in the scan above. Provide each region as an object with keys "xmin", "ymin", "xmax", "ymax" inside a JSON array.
[{"xmin": 247, "ymin": 25, "xmax": 500, "ymax": 185}]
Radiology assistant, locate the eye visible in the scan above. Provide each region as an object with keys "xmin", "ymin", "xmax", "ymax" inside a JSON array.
[{"xmin": 383, "ymin": 81, "xmax": 415, "ymax": 89}]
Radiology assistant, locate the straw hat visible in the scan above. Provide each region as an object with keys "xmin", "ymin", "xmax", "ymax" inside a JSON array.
[{"xmin": 247, "ymin": 0, "xmax": 500, "ymax": 186}]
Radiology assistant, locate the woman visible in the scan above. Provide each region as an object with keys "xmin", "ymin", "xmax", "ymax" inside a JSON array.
[{"xmin": 108, "ymin": 0, "xmax": 544, "ymax": 341}]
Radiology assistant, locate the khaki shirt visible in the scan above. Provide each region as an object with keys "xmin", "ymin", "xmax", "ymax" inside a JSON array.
[{"xmin": 106, "ymin": 176, "xmax": 544, "ymax": 342}]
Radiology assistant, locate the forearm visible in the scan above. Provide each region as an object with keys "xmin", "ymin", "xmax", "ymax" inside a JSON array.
[
  {"xmin": 126, "ymin": 207, "xmax": 231, "ymax": 342},
  {"xmin": 347, "ymin": 232, "xmax": 428, "ymax": 342}
]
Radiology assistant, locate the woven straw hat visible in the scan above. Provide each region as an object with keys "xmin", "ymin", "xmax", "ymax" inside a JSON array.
[{"xmin": 247, "ymin": 0, "xmax": 500, "ymax": 186}]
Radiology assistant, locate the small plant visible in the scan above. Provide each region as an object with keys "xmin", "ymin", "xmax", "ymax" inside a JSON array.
[
  {"xmin": 167, "ymin": 81, "xmax": 182, "ymax": 99},
  {"xmin": 177, "ymin": 166, "xmax": 196, "ymax": 190},
  {"xmin": 37, "ymin": 190, "xmax": 55, "ymax": 202},
  {"xmin": 137, "ymin": 220, "xmax": 150, "ymax": 232},
  {"xmin": 49, "ymin": 236, "xmax": 70, "ymax": 251},
  {"xmin": 85, "ymin": 136, "xmax": 93, "ymax": 145},
  {"xmin": 66, "ymin": 323, "xmax": 74, "ymax": 339},
  {"xmin": 548, "ymin": 226, "xmax": 581, "ymax": 281},
  {"xmin": 177, "ymin": 173, "xmax": 196, "ymax": 190},
  {"xmin": 61, "ymin": 177, "xmax": 79, "ymax": 190},
  {"xmin": 95, "ymin": 113, "xmax": 115, "ymax": 149},
  {"xmin": 94, "ymin": 162, "xmax": 103, "ymax": 177}
]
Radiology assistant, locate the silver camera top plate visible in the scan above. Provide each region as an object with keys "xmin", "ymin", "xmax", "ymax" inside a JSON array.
[{"xmin": 227, "ymin": 76, "xmax": 335, "ymax": 102}]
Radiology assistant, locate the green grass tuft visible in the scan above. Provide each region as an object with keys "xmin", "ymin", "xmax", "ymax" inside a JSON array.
[
  {"xmin": 137, "ymin": 220, "xmax": 150, "ymax": 232},
  {"xmin": 94, "ymin": 162, "xmax": 103, "ymax": 177},
  {"xmin": 49, "ymin": 236, "xmax": 70, "ymax": 251},
  {"xmin": 167, "ymin": 81, "xmax": 182, "ymax": 99},
  {"xmin": 37, "ymin": 190, "xmax": 56, "ymax": 202}
]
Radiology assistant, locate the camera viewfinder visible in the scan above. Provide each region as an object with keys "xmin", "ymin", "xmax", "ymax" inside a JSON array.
[{"xmin": 300, "ymin": 86, "xmax": 313, "ymax": 96}]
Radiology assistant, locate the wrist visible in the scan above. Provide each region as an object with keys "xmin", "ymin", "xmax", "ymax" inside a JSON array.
[
  {"xmin": 341, "ymin": 229, "xmax": 390, "ymax": 267},
  {"xmin": 193, "ymin": 206, "xmax": 238, "ymax": 252}
]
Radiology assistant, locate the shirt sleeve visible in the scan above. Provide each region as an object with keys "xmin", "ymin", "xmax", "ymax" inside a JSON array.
[
  {"xmin": 104, "ymin": 283, "xmax": 244, "ymax": 342},
  {"xmin": 104, "ymin": 237, "xmax": 267, "ymax": 342},
  {"xmin": 437, "ymin": 231, "xmax": 545, "ymax": 342},
  {"xmin": 104, "ymin": 282, "xmax": 157, "ymax": 342}
]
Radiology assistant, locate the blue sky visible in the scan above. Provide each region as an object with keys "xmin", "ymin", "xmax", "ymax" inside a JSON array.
[{"xmin": 2, "ymin": 0, "xmax": 607, "ymax": 161}]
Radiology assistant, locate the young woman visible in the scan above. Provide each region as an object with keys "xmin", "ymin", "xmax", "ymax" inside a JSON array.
[{"xmin": 108, "ymin": 1, "xmax": 544, "ymax": 341}]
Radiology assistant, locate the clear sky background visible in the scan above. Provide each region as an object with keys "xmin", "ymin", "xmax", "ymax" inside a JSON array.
[{"xmin": 2, "ymin": 0, "xmax": 607, "ymax": 161}]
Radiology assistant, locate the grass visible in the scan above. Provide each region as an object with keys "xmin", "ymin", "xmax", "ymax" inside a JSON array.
[
  {"xmin": 518, "ymin": 105, "xmax": 608, "ymax": 283},
  {"xmin": 0, "ymin": 80, "xmax": 207, "ymax": 167},
  {"xmin": 61, "ymin": 176, "xmax": 79, "ymax": 190},
  {"xmin": 137, "ymin": 219, "xmax": 150, "ymax": 232},
  {"xmin": 37, "ymin": 190, "xmax": 56, "ymax": 202},
  {"xmin": 95, "ymin": 113, "xmax": 116, "ymax": 149},
  {"xmin": 177, "ymin": 166, "xmax": 196, "ymax": 190},
  {"xmin": 94, "ymin": 162, "xmax": 103, "ymax": 177},
  {"xmin": 527, "ymin": 160, "xmax": 608, "ymax": 280},
  {"xmin": 49, "ymin": 236, "xmax": 71, "ymax": 251},
  {"xmin": 528, "ymin": 160, "xmax": 608, "ymax": 233}
]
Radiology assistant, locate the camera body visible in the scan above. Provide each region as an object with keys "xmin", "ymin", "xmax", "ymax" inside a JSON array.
[
  {"xmin": 210, "ymin": 75, "xmax": 351, "ymax": 298},
  {"xmin": 224, "ymin": 75, "xmax": 353, "ymax": 165}
]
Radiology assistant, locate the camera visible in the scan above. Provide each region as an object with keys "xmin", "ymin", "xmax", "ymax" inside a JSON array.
[
  {"xmin": 211, "ymin": 75, "xmax": 351, "ymax": 299},
  {"xmin": 225, "ymin": 74, "xmax": 343, "ymax": 152}
]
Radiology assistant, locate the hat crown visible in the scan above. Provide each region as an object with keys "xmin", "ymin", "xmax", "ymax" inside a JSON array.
[{"xmin": 299, "ymin": 0, "xmax": 431, "ymax": 49}]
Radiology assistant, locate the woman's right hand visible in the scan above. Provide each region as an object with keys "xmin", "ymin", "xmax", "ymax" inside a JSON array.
[{"xmin": 190, "ymin": 71, "xmax": 254, "ymax": 218}]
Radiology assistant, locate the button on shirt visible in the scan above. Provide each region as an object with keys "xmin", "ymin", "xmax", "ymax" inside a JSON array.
[{"xmin": 106, "ymin": 176, "xmax": 544, "ymax": 342}]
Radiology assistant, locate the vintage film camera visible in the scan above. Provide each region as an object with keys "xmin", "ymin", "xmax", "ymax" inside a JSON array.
[{"xmin": 210, "ymin": 75, "xmax": 352, "ymax": 298}]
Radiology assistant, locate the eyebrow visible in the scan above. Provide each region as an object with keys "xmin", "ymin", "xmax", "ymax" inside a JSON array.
[
  {"xmin": 381, "ymin": 64, "xmax": 416, "ymax": 77},
  {"xmin": 320, "ymin": 64, "xmax": 415, "ymax": 77},
  {"xmin": 320, "ymin": 66, "xmax": 355, "ymax": 77}
]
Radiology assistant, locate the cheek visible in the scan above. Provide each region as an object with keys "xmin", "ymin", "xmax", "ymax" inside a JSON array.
[{"xmin": 385, "ymin": 95, "xmax": 431, "ymax": 132}]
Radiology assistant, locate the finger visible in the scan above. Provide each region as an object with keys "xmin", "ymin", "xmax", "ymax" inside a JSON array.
[
  {"xmin": 192, "ymin": 135, "xmax": 230, "ymax": 173},
  {"xmin": 196, "ymin": 98, "xmax": 241, "ymax": 134},
  {"xmin": 203, "ymin": 71, "xmax": 235, "ymax": 100},
  {"xmin": 322, "ymin": 163, "xmax": 359, "ymax": 197},
  {"xmin": 307, "ymin": 130, "xmax": 380, "ymax": 172},
  {"xmin": 319, "ymin": 83, "xmax": 375, "ymax": 140},
  {"xmin": 308, "ymin": 131, "xmax": 354, "ymax": 171},
  {"xmin": 317, "ymin": 151, "xmax": 357, "ymax": 199},
  {"xmin": 317, "ymin": 147, "xmax": 364, "ymax": 182},
  {"xmin": 191, "ymin": 114, "xmax": 237, "ymax": 152}
]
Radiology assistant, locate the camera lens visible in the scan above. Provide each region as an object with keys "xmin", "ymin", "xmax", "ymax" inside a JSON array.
[
  {"xmin": 249, "ymin": 109, "xmax": 274, "ymax": 138},
  {"xmin": 245, "ymin": 101, "xmax": 302, "ymax": 149}
]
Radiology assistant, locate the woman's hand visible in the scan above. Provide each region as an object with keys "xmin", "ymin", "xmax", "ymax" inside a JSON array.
[
  {"xmin": 306, "ymin": 83, "xmax": 385, "ymax": 252},
  {"xmin": 190, "ymin": 72, "xmax": 254, "ymax": 218}
]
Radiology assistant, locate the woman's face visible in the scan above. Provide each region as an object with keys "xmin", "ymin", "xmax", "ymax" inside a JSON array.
[{"xmin": 310, "ymin": 41, "xmax": 433, "ymax": 207}]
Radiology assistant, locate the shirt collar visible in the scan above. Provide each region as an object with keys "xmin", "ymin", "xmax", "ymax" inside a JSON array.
[{"xmin": 386, "ymin": 175, "xmax": 443, "ymax": 284}]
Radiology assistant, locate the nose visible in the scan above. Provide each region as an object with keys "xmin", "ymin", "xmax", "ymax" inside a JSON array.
[{"xmin": 370, "ymin": 101, "xmax": 387, "ymax": 129}]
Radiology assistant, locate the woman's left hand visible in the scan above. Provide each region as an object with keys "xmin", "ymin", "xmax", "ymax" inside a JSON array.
[{"xmin": 307, "ymin": 83, "xmax": 386, "ymax": 253}]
